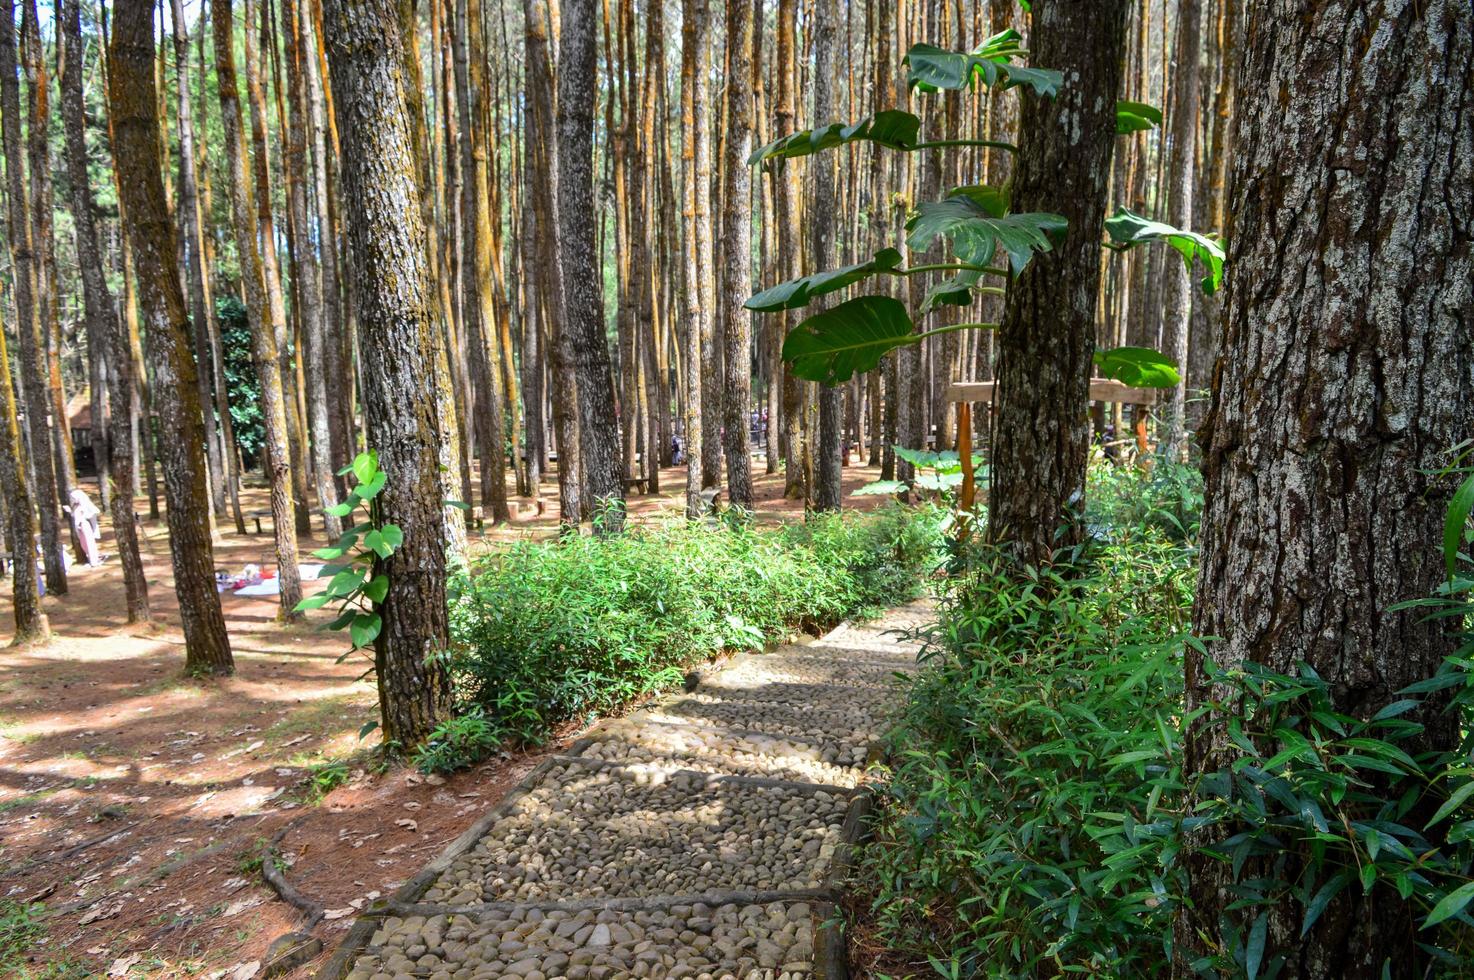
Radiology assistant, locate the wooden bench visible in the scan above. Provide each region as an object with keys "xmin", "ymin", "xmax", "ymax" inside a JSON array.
[
  {"xmin": 247, "ymin": 509, "xmax": 271, "ymax": 534},
  {"xmin": 623, "ymin": 477, "xmax": 649, "ymax": 495}
]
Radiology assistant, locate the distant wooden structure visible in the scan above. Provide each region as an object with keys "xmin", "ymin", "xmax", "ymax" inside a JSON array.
[{"xmin": 947, "ymin": 378, "xmax": 1158, "ymax": 457}]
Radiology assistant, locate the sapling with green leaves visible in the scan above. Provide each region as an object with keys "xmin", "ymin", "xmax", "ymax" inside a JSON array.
[{"xmin": 745, "ymin": 28, "xmax": 1223, "ymax": 388}]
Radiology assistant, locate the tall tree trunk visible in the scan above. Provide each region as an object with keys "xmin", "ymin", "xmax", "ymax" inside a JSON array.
[
  {"xmin": 322, "ymin": 0, "xmax": 455, "ymax": 752},
  {"xmin": 170, "ymin": 0, "xmax": 245, "ymax": 535},
  {"xmin": 0, "ymin": 0, "xmax": 66, "ymax": 596},
  {"xmin": 61, "ymin": 0, "xmax": 150, "ymax": 624},
  {"xmin": 559, "ymin": 0, "xmax": 625, "ymax": 530},
  {"xmin": 774, "ymin": 0, "xmax": 806, "ymax": 501},
  {"xmin": 680, "ymin": 0, "xmax": 708, "ymax": 517},
  {"xmin": 986, "ymin": 0, "xmax": 1127, "ymax": 567},
  {"xmin": 1177, "ymin": 3, "xmax": 1474, "ymax": 975},
  {"xmin": 212, "ymin": 0, "xmax": 304, "ymax": 621},
  {"xmin": 525, "ymin": 0, "xmax": 581, "ymax": 527},
  {"xmin": 720, "ymin": 0, "xmax": 754, "ymax": 508},
  {"xmin": 22, "ymin": 0, "xmax": 80, "ymax": 545},
  {"xmin": 108, "ymin": 0, "xmax": 234, "ymax": 674},
  {"xmin": 1158, "ymin": 0, "xmax": 1202, "ymax": 459},
  {"xmin": 454, "ymin": 0, "xmax": 513, "ymax": 524},
  {"xmin": 810, "ymin": 0, "xmax": 842, "ymax": 512},
  {"xmin": 283, "ymin": 0, "xmax": 342, "ymax": 541},
  {"xmin": 0, "ymin": 321, "xmax": 45, "ymax": 642}
]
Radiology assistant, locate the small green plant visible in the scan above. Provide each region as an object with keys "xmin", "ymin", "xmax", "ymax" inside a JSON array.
[
  {"xmin": 413, "ymin": 707, "xmax": 502, "ymax": 774},
  {"xmin": 303, "ymin": 759, "xmax": 352, "ymax": 802},
  {"xmin": 0, "ymin": 901, "xmax": 44, "ymax": 970},
  {"xmin": 296, "ymin": 450, "xmax": 401, "ymax": 657}
]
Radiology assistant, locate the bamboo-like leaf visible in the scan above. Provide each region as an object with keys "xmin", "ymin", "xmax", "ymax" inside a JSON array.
[
  {"xmin": 746, "ymin": 248, "xmax": 904, "ymax": 312},
  {"xmin": 1443, "ymin": 472, "xmax": 1473, "ymax": 580},
  {"xmin": 1093, "ymin": 347, "xmax": 1180, "ymax": 388},
  {"xmin": 748, "ymin": 109, "xmax": 922, "ymax": 167},
  {"xmin": 1116, "ymin": 99, "xmax": 1162, "ymax": 134},
  {"xmin": 782, "ymin": 295, "xmax": 916, "ymax": 385},
  {"xmin": 906, "ymin": 193, "xmax": 1066, "ymax": 274},
  {"xmin": 1104, "ymin": 206, "xmax": 1225, "ymax": 295},
  {"xmin": 905, "ymin": 32, "xmax": 1062, "ymax": 97}
]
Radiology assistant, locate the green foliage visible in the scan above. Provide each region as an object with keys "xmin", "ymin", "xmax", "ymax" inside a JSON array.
[
  {"xmin": 295, "ymin": 451, "xmax": 404, "ymax": 706},
  {"xmin": 0, "ymin": 901, "xmax": 44, "ymax": 970},
  {"xmin": 1104, "ymin": 207, "xmax": 1226, "ymax": 295},
  {"xmin": 856, "ymin": 446, "xmax": 987, "ymax": 503},
  {"xmin": 748, "ymin": 111, "xmax": 923, "ymax": 167},
  {"xmin": 1116, "ymin": 99, "xmax": 1164, "ymax": 134},
  {"xmin": 862, "ymin": 534, "xmax": 1196, "ymax": 976},
  {"xmin": 217, "ymin": 296, "xmax": 264, "ymax": 463},
  {"xmin": 746, "ymin": 248, "xmax": 904, "ymax": 312},
  {"xmin": 781, "ymin": 295, "xmax": 918, "ymax": 384},
  {"xmin": 303, "ymin": 759, "xmax": 352, "ymax": 803},
  {"xmin": 905, "ymin": 192, "xmax": 1067, "ymax": 274},
  {"xmin": 1094, "ymin": 346, "xmax": 1181, "ymax": 388},
  {"xmin": 444, "ymin": 507, "xmax": 943, "ymax": 760},
  {"xmin": 1184, "ymin": 651, "xmax": 1474, "ymax": 976},
  {"xmin": 1086, "ymin": 462, "xmax": 1204, "ymax": 542},
  {"xmin": 413, "ymin": 707, "xmax": 504, "ymax": 775},
  {"xmin": 904, "ymin": 31, "xmax": 1062, "ymax": 96}
]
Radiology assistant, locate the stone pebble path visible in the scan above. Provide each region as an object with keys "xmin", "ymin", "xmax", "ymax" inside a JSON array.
[{"xmin": 330, "ymin": 602, "xmax": 931, "ymax": 980}]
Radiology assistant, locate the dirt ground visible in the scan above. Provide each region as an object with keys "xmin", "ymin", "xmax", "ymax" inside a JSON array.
[{"xmin": 0, "ymin": 456, "xmax": 888, "ymax": 979}]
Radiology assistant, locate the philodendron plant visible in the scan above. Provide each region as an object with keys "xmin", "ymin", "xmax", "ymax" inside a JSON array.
[{"xmin": 746, "ymin": 27, "xmax": 1224, "ymax": 390}]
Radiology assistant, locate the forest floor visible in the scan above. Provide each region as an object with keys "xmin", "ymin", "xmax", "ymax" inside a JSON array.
[{"xmin": 0, "ymin": 456, "xmax": 888, "ymax": 979}]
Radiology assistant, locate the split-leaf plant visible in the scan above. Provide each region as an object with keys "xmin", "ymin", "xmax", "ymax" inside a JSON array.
[{"xmin": 746, "ymin": 27, "xmax": 1223, "ymax": 388}]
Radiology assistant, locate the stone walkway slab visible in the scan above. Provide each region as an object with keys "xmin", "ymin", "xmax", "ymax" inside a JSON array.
[{"xmin": 324, "ymin": 601, "xmax": 928, "ymax": 980}]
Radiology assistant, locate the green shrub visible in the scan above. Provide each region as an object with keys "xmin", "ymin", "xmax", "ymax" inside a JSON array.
[
  {"xmin": 444, "ymin": 505, "xmax": 942, "ymax": 759},
  {"xmin": 861, "ymin": 534, "xmax": 1195, "ymax": 976},
  {"xmin": 414, "ymin": 707, "xmax": 503, "ymax": 774},
  {"xmin": 1086, "ymin": 460, "xmax": 1203, "ymax": 543}
]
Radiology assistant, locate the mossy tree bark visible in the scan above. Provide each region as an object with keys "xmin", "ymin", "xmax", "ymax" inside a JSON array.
[
  {"xmin": 108, "ymin": 0, "xmax": 234, "ymax": 675},
  {"xmin": 986, "ymin": 0, "xmax": 1128, "ymax": 568},
  {"xmin": 322, "ymin": 0, "xmax": 454, "ymax": 750},
  {"xmin": 1178, "ymin": 2, "xmax": 1473, "ymax": 975}
]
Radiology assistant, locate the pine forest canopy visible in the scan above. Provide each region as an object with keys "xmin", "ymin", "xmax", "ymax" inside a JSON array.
[{"xmin": 0, "ymin": 0, "xmax": 1469, "ymax": 974}]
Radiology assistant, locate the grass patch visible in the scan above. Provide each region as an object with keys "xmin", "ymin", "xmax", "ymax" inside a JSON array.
[{"xmin": 432, "ymin": 505, "xmax": 943, "ymax": 770}]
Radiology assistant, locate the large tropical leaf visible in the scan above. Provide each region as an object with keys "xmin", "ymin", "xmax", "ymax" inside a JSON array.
[
  {"xmin": 905, "ymin": 31, "xmax": 1062, "ymax": 97},
  {"xmin": 921, "ymin": 268, "xmax": 983, "ymax": 312},
  {"xmin": 782, "ymin": 295, "xmax": 915, "ymax": 385},
  {"xmin": 906, "ymin": 192, "xmax": 1067, "ymax": 274},
  {"xmin": 1104, "ymin": 206, "xmax": 1225, "ymax": 294},
  {"xmin": 748, "ymin": 109, "xmax": 921, "ymax": 167},
  {"xmin": 1116, "ymin": 100, "xmax": 1162, "ymax": 134},
  {"xmin": 746, "ymin": 248, "xmax": 904, "ymax": 312},
  {"xmin": 1093, "ymin": 346, "xmax": 1180, "ymax": 388}
]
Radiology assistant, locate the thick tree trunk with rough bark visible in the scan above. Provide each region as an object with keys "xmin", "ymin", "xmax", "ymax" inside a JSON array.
[
  {"xmin": 108, "ymin": 0, "xmax": 234, "ymax": 674},
  {"xmin": 0, "ymin": 0, "xmax": 65, "ymax": 597},
  {"xmin": 720, "ymin": 0, "xmax": 754, "ymax": 509},
  {"xmin": 558, "ymin": 0, "xmax": 625, "ymax": 531},
  {"xmin": 212, "ymin": 0, "xmax": 304, "ymax": 621},
  {"xmin": 987, "ymin": 0, "xmax": 1127, "ymax": 568},
  {"xmin": 322, "ymin": 0, "xmax": 455, "ymax": 751},
  {"xmin": 1177, "ymin": 3, "xmax": 1474, "ymax": 975},
  {"xmin": 774, "ymin": 0, "xmax": 807, "ymax": 502},
  {"xmin": 61, "ymin": 0, "xmax": 150, "ymax": 625},
  {"xmin": 810, "ymin": 0, "xmax": 841, "ymax": 512},
  {"xmin": 680, "ymin": 0, "xmax": 710, "ymax": 517}
]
